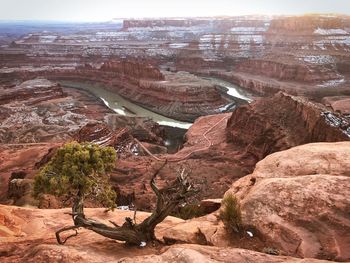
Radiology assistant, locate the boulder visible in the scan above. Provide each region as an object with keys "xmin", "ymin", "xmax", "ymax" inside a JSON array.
[
  {"xmin": 7, "ymin": 178, "xmax": 36, "ymax": 207},
  {"xmin": 160, "ymin": 214, "xmax": 229, "ymax": 247},
  {"xmin": 200, "ymin": 199, "xmax": 222, "ymax": 214},
  {"xmin": 225, "ymin": 142, "xmax": 350, "ymax": 261}
]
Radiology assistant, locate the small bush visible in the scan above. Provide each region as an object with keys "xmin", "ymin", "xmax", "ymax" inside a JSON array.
[
  {"xmin": 182, "ymin": 204, "xmax": 206, "ymax": 219},
  {"xmin": 171, "ymin": 204, "xmax": 206, "ymax": 220},
  {"xmin": 220, "ymin": 193, "xmax": 242, "ymax": 233}
]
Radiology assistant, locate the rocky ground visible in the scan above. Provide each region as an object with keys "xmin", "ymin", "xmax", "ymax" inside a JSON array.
[
  {"xmin": 0, "ymin": 15, "xmax": 350, "ymax": 262},
  {"xmin": 0, "ymin": 78, "xmax": 113, "ymax": 143},
  {"xmin": 0, "ymin": 204, "xmax": 330, "ymax": 262},
  {"xmin": 1, "ymin": 142, "xmax": 349, "ymax": 262}
]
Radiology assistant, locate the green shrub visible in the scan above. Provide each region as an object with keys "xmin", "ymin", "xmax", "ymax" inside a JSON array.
[
  {"xmin": 220, "ymin": 193, "xmax": 242, "ymax": 233},
  {"xmin": 33, "ymin": 142, "xmax": 117, "ymax": 209},
  {"xmin": 171, "ymin": 203, "xmax": 206, "ymax": 220}
]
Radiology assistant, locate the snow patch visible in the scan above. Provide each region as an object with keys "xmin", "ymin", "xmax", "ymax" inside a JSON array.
[
  {"xmin": 300, "ymin": 55, "xmax": 335, "ymax": 64},
  {"xmin": 139, "ymin": 241, "xmax": 146, "ymax": 247},
  {"xmin": 321, "ymin": 111, "xmax": 350, "ymax": 137},
  {"xmin": 96, "ymin": 32, "xmax": 120, "ymax": 36},
  {"xmin": 314, "ymin": 28, "xmax": 348, "ymax": 35},
  {"xmin": 117, "ymin": 206, "xmax": 130, "ymax": 210},
  {"xmin": 230, "ymin": 27, "xmax": 267, "ymax": 33},
  {"xmin": 317, "ymin": 78, "xmax": 345, "ymax": 87},
  {"xmin": 39, "ymin": 35, "xmax": 57, "ymax": 43},
  {"xmin": 169, "ymin": 43, "xmax": 189, "ymax": 48}
]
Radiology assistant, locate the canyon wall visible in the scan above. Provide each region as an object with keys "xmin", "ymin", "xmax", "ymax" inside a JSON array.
[
  {"xmin": 267, "ymin": 15, "xmax": 350, "ymax": 34},
  {"xmin": 99, "ymin": 59, "xmax": 165, "ymax": 81},
  {"xmin": 1, "ymin": 15, "xmax": 350, "ymax": 105},
  {"xmin": 235, "ymin": 59, "xmax": 339, "ymax": 83},
  {"xmin": 226, "ymin": 92, "xmax": 350, "ymax": 167},
  {"xmin": 0, "ymin": 60, "xmax": 233, "ymax": 122}
]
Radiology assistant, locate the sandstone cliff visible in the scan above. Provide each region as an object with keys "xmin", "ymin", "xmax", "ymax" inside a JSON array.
[
  {"xmin": 226, "ymin": 92, "xmax": 350, "ymax": 167},
  {"xmin": 235, "ymin": 59, "xmax": 339, "ymax": 83},
  {"xmin": 99, "ymin": 59, "xmax": 165, "ymax": 81},
  {"xmin": 268, "ymin": 15, "xmax": 350, "ymax": 34},
  {"xmin": 225, "ymin": 141, "xmax": 350, "ymax": 261},
  {"xmin": 0, "ymin": 61, "xmax": 233, "ymax": 122}
]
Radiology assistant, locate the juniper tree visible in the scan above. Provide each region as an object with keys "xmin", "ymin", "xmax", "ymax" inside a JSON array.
[
  {"xmin": 33, "ymin": 142, "xmax": 198, "ymax": 246},
  {"xmin": 33, "ymin": 142, "xmax": 117, "ymax": 208}
]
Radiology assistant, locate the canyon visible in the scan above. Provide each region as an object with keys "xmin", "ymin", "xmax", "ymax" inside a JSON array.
[
  {"xmin": 0, "ymin": 14, "xmax": 350, "ymax": 262},
  {"xmin": 1, "ymin": 15, "xmax": 350, "ymax": 114}
]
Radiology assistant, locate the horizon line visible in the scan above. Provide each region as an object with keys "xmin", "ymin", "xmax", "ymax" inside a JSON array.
[{"xmin": 0, "ymin": 13, "xmax": 348, "ymax": 23}]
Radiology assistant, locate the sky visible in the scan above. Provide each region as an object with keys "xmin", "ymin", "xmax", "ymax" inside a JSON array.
[{"xmin": 0, "ymin": 0, "xmax": 349, "ymax": 22}]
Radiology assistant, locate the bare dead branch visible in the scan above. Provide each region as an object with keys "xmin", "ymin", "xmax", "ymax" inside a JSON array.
[
  {"xmin": 109, "ymin": 220, "xmax": 120, "ymax": 228},
  {"xmin": 56, "ymin": 225, "xmax": 80, "ymax": 245},
  {"xmin": 55, "ymin": 161, "xmax": 198, "ymax": 246},
  {"xmin": 133, "ymin": 206, "xmax": 137, "ymax": 225}
]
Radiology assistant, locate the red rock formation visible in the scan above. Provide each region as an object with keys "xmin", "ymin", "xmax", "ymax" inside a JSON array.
[
  {"xmin": 74, "ymin": 122, "xmax": 132, "ymax": 147},
  {"xmin": 128, "ymin": 72, "xmax": 230, "ymax": 122},
  {"xmin": 268, "ymin": 15, "xmax": 350, "ymax": 34},
  {"xmin": 226, "ymin": 92, "xmax": 350, "ymax": 168},
  {"xmin": 235, "ymin": 59, "xmax": 339, "ymax": 83},
  {"xmin": 0, "ymin": 204, "xmax": 330, "ymax": 262},
  {"xmin": 225, "ymin": 141, "xmax": 350, "ymax": 261},
  {"xmin": 0, "ymin": 204, "xmax": 182, "ymax": 261},
  {"xmin": 100, "ymin": 59, "xmax": 165, "ymax": 81},
  {"xmin": 0, "ymin": 61, "xmax": 232, "ymax": 122},
  {"xmin": 121, "ymin": 244, "xmax": 331, "ymax": 263},
  {"xmin": 109, "ymin": 113, "xmax": 244, "ymax": 210},
  {"xmin": 104, "ymin": 115, "xmax": 165, "ymax": 145},
  {"xmin": 0, "ymin": 79, "xmax": 113, "ymax": 144},
  {"xmin": 0, "ymin": 144, "xmax": 61, "ymax": 202},
  {"xmin": 2, "ymin": 92, "xmax": 348, "ymax": 211},
  {"xmin": 0, "ymin": 81, "xmax": 64, "ymax": 105},
  {"xmin": 107, "ymin": 94, "xmax": 350, "ymax": 210},
  {"xmin": 74, "ymin": 121, "xmax": 166, "ymax": 158},
  {"xmin": 322, "ymin": 96, "xmax": 350, "ymax": 114},
  {"xmin": 2, "ymin": 15, "xmax": 350, "ymax": 115}
]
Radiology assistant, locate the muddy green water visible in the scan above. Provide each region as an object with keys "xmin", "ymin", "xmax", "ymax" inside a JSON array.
[
  {"xmin": 59, "ymin": 78, "xmax": 253, "ymax": 129},
  {"xmin": 59, "ymin": 80, "xmax": 192, "ymax": 129}
]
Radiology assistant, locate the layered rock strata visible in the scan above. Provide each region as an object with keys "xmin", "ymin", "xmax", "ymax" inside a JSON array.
[
  {"xmin": 225, "ymin": 141, "xmax": 350, "ymax": 261},
  {"xmin": 0, "ymin": 78, "xmax": 113, "ymax": 143},
  {"xmin": 2, "ymin": 15, "xmax": 350, "ymax": 113},
  {"xmin": 0, "ymin": 61, "xmax": 233, "ymax": 122},
  {"xmin": 226, "ymin": 92, "xmax": 350, "ymax": 167}
]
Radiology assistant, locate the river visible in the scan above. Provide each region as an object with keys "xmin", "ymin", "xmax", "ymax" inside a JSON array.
[
  {"xmin": 59, "ymin": 78, "xmax": 253, "ymax": 130},
  {"xmin": 59, "ymin": 80, "xmax": 192, "ymax": 129},
  {"xmin": 206, "ymin": 77, "xmax": 254, "ymax": 102}
]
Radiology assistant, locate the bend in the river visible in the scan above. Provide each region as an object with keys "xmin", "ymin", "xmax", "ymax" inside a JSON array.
[{"xmin": 59, "ymin": 78, "xmax": 253, "ymax": 130}]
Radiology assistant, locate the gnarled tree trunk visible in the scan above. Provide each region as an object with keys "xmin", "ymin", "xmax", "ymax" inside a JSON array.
[{"xmin": 56, "ymin": 161, "xmax": 198, "ymax": 245}]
